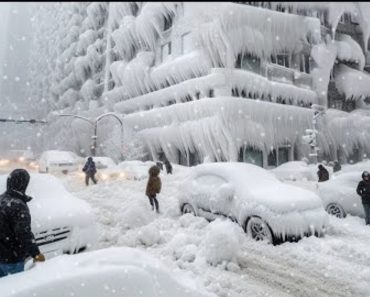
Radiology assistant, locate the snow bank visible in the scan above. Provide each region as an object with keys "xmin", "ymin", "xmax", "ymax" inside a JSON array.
[
  {"xmin": 204, "ymin": 219, "xmax": 241, "ymax": 266},
  {"xmin": 119, "ymin": 198, "xmax": 156, "ymax": 230},
  {"xmin": 1, "ymin": 247, "xmax": 215, "ymax": 297}
]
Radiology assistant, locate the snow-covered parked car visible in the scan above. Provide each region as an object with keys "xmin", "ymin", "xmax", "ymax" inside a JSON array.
[
  {"xmin": 0, "ymin": 173, "xmax": 97, "ymax": 257},
  {"xmin": 38, "ymin": 150, "xmax": 79, "ymax": 174},
  {"xmin": 271, "ymin": 161, "xmax": 316, "ymax": 181},
  {"xmin": 179, "ymin": 162, "xmax": 328, "ymax": 244},
  {"xmin": 118, "ymin": 160, "xmax": 156, "ymax": 180},
  {"xmin": 318, "ymin": 171, "xmax": 365, "ymax": 218},
  {"xmin": 1, "ymin": 247, "xmax": 215, "ymax": 297}
]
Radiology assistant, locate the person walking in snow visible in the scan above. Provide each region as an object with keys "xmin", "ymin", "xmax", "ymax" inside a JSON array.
[
  {"xmin": 317, "ymin": 164, "xmax": 329, "ymax": 182},
  {"xmin": 164, "ymin": 159, "xmax": 172, "ymax": 175},
  {"xmin": 83, "ymin": 157, "xmax": 97, "ymax": 186},
  {"xmin": 356, "ymin": 171, "xmax": 370, "ymax": 225},
  {"xmin": 0, "ymin": 169, "xmax": 45, "ymax": 278},
  {"xmin": 145, "ymin": 165, "xmax": 162, "ymax": 213}
]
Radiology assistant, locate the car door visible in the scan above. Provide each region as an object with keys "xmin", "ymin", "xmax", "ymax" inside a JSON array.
[{"xmin": 192, "ymin": 174, "xmax": 234, "ymax": 219}]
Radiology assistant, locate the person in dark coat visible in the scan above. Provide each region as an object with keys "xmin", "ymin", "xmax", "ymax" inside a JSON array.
[
  {"xmin": 145, "ymin": 166, "xmax": 162, "ymax": 213},
  {"xmin": 356, "ymin": 171, "xmax": 370, "ymax": 225},
  {"xmin": 317, "ymin": 164, "xmax": 329, "ymax": 182},
  {"xmin": 82, "ymin": 157, "xmax": 97, "ymax": 186},
  {"xmin": 333, "ymin": 161, "xmax": 341, "ymax": 173},
  {"xmin": 0, "ymin": 169, "xmax": 45, "ymax": 278},
  {"xmin": 164, "ymin": 160, "xmax": 172, "ymax": 175}
]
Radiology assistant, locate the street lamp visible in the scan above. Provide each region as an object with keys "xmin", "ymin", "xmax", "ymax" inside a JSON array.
[{"xmin": 58, "ymin": 112, "xmax": 124, "ymax": 157}]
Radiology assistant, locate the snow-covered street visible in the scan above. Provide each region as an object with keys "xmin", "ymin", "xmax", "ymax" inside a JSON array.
[{"xmin": 60, "ymin": 167, "xmax": 370, "ymax": 297}]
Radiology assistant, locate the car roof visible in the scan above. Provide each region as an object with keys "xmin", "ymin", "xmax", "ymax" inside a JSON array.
[{"xmin": 193, "ymin": 162, "xmax": 278, "ymax": 184}]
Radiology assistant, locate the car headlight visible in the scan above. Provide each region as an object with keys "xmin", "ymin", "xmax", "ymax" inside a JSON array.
[{"xmin": 101, "ymin": 173, "xmax": 109, "ymax": 180}]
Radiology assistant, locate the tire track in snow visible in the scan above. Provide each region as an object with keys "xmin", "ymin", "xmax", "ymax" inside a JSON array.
[{"xmin": 236, "ymin": 251, "xmax": 354, "ymax": 297}]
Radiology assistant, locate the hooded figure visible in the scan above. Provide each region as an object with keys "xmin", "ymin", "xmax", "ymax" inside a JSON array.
[
  {"xmin": 82, "ymin": 157, "xmax": 97, "ymax": 186},
  {"xmin": 0, "ymin": 169, "xmax": 45, "ymax": 278},
  {"xmin": 145, "ymin": 166, "xmax": 162, "ymax": 213},
  {"xmin": 317, "ymin": 164, "xmax": 329, "ymax": 182},
  {"xmin": 164, "ymin": 160, "xmax": 172, "ymax": 175},
  {"xmin": 356, "ymin": 171, "xmax": 370, "ymax": 225}
]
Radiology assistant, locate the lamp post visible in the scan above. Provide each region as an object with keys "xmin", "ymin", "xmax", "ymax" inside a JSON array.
[{"xmin": 58, "ymin": 112, "xmax": 124, "ymax": 157}]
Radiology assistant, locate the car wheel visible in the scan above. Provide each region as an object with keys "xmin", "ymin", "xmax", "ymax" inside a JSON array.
[
  {"xmin": 182, "ymin": 203, "xmax": 196, "ymax": 216},
  {"xmin": 245, "ymin": 217, "xmax": 274, "ymax": 244},
  {"xmin": 325, "ymin": 203, "xmax": 346, "ymax": 218}
]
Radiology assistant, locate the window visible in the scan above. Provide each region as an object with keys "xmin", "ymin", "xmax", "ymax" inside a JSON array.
[
  {"xmin": 161, "ymin": 42, "xmax": 171, "ymax": 62},
  {"xmin": 163, "ymin": 15, "xmax": 173, "ymax": 31},
  {"xmin": 240, "ymin": 146, "xmax": 263, "ymax": 167},
  {"xmin": 181, "ymin": 32, "xmax": 192, "ymax": 55},
  {"xmin": 300, "ymin": 54, "xmax": 310, "ymax": 74},
  {"xmin": 267, "ymin": 149, "xmax": 277, "ymax": 167},
  {"xmin": 278, "ymin": 147, "xmax": 289, "ymax": 165},
  {"xmin": 271, "ymin": 53, "xmax": 289, "ymax": 68},
  {"xmin": 236, "ymin": 53, "xmax": 261, "ymax": 74}
]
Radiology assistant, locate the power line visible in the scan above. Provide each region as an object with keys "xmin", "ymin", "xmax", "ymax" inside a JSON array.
[{"xmin": 0, "ymin": 118, "xmax": 47, "ymax": 124}]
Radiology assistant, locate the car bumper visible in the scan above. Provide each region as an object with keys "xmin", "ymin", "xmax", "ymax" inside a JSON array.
[{"xmin": 38, "ymin": 225, "xmax": 97, "ymax": 257}]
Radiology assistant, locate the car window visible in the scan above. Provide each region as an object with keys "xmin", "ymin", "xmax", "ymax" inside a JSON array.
[{"xmin": 195, "ymin": 175, "xmax": 227, "ymax": 188}]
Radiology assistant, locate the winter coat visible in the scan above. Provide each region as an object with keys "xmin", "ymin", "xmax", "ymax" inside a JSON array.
[
  {"xmin": 164, "ymin": 160, "xmax": 172, "ymax": 174},
  {"xmin": 357, "ymin": 179, "xmax": 370, "ymax": 204},
  {"xmin": 317, "ymin": 166, "xmax": 329, "ymax": 182},
  {"xmin": 146, "ymin": 166, "xmax": 162, "ymax": 197},
  {"xmin": 83, "ymin": 159, "xmax": 97, "ymax": 175},
  {"xmin": 0, "ymin": 169, "xmax": 40, "ymax": 263}
]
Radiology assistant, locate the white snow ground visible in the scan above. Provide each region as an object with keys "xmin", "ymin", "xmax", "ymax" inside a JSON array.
[{"xmin": 58, "ymin": 165, "xmax": 370, "ymax": 297}]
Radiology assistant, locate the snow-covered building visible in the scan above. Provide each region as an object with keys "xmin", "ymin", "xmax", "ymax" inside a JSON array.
[{"xmin": 27, "ymin": 2, "xmax": 370, "ymax": 167}]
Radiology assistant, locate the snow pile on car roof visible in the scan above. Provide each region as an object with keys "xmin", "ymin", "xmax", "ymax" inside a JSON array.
[
  {"xmin": 0, "ymin": 247, "xmax": 216, "ymax": 297},
  {"xmin": 272, "ymin": 161, "xmax": 317, "ymax": 181}
]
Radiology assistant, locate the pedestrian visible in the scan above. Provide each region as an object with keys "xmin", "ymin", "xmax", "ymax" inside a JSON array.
[
  {"xmin": 0, "ymin": 169, "xmax": 45, "ymax": 278},
  {"xmin": 164, "ymin": 159, "xmax": 172, "ymax": 175},
  {"xmin": 145, "ymin": 165, "xmax": 162, "ymax": 213},
  {"xmin": 156, "ymin": 161, "xmax": 163, "ymax": 171},
  {"xmin": 333, "ymin": 160, "xmax": 341, "ymax": 173},
  {"xmin": 317, "ymin": 164, "xmax": 329, "ymax": 182},
  {"xmin": 83, "ymin": 157, "xmax": 97, "ymax": 186},
  {"xmin": 356, "ymin": 171, "xmax": 370, "ymax": 225}
]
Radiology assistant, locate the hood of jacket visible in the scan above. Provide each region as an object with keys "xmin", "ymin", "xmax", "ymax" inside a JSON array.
[{"xmin": 6, "ymin": 169, "xmax": 32, "ymax": 203}]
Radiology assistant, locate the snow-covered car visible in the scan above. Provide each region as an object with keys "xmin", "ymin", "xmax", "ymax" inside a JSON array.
[
  {"xmin": 88, "ymin": 156, "xmax": 116, "ymax": 169},
  {"xmin": 1, "ymin": 247, "xmax": 215, "ymax": 297},
  {"xmin": 318, "ymin": 171, "xmax": 365, "ymax": 218},
  {"xmin": 0, "ymin": 173, "xmax": 97, "ymax": 257},
  {"xmin": 38, "ymin": 150, "xmax": 79, "ymax": 174},
  {"xmin": 117, "ymin": 160, "xmax": 156, "ymax": 180},
  {"xmin": 271, "ymin": 161, "xmax": 317, "ymax": 181},
  {"xmin": 179, "ymin": 162, "xmax": 328, "ymax": 244}
]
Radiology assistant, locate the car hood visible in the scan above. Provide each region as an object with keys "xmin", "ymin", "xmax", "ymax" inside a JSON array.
[{"xmin": 244, "ymin": 182, "xmax": 324, "ymax": 214}]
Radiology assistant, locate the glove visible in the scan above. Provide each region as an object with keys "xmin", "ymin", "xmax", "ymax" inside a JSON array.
[{"xmin": 33, "ymin": 253, "xmax": 46, "ymax": 262}]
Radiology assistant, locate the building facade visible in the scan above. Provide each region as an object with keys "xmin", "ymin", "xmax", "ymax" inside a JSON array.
[{"xmin": 28, "ymin": 2, "xmax": 370, "ymax": 167}]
